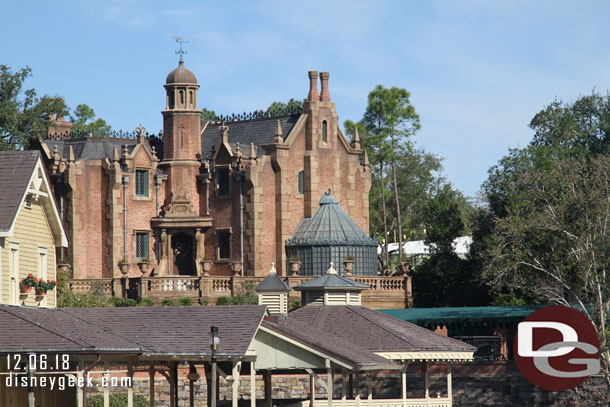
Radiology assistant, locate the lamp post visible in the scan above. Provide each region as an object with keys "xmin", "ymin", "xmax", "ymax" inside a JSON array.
[
  {"xmin": 27, "ymin": 353, "xmax": 36, "ymax": 407},
  {"xmin": 210, "ymin": 326, "xmax": 219, "ymax": 407},
  {"xmin": 122, "ymin": 171, "xmax": 131, "ymax": 265}
]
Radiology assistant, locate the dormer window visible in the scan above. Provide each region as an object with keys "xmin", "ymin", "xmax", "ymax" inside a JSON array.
[
  {"xmin": 322, "ymin": 121, "xmax": 328, "ymax": 142},
  {"xmin": 216, "ymin": 168, "xmax": 230, "ymax": 197}
]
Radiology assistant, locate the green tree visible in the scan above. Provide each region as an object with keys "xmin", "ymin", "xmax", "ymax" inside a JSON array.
[
  {"xmin": 362, "ymin": 86, "xmax": 421, "ymax": 268},
  {"xmin": 0, "ymin": 65, "xmax": 67, "ymax": 149},
  {"xmin": 267, "ymin": 98, "xmax": 304, "ymax": 114},
  {"xmin": 484, "ymin": 155, "xmax": 610, "ymax": 393},
  {"xmin": 413, "ymin": 185, "xmax": 489, "ymax": 307},
  {"xmin": 69, "ymin": 104, "xmax": 111, "ymax": 134}
]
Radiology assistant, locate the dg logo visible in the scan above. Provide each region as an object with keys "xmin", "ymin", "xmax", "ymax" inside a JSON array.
[{"xmin": 515, "ymin": 305, "xmax": 600, "ymax": 391}]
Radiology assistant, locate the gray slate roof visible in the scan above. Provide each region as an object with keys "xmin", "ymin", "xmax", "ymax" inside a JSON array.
[
  {"xmin": 0, "ymin": 305, "xmax": 266, "ymax": 357},
  {"xmin": 202, "ymin": 115, "xmax": 300, "ymax": 159},
  {"xmin": 44, "ymin": 138, "xmax": 139, "ymax": 161},
  {"xmin": 293, "ymin": 274, "xmax": 369, "ymax": 291},
  {"xmin": 0, "ymin": 150, "xmax": 40, "ymax": 231},
  {"xmin": 255, "ymin": 273, "xmax": 291, "ymax": 293},
  {"xmin": 286, "ymin": 191, "xmax": 377, "ymax": 246}
]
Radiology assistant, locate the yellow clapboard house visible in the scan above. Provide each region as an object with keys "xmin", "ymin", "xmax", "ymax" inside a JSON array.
[{"xmin": 0, "ymin": 150, "xmax": 67, "ymax": 308}]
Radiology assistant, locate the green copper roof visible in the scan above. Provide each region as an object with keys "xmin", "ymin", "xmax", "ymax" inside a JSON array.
[
  {"xmin": 286, "ymin": 190, "xmax": 377, "ymax": 246},
  {"xmin": 378, "ymin": 306, "xmax": 543, "ymax": 325}
]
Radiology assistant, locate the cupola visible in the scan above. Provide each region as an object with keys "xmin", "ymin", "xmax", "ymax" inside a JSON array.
[
  {"xmin": 293, "ymin": 262, "xmax": 369, "ymax": 306},
  {"xmin": 255, "ymin": 263, "xmax": 291, "ymax": 314}
]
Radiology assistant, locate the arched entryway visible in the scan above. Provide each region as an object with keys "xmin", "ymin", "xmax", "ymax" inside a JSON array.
[{"xmin": 171, "ymin": 232, "xmax": 195, "ymax": 275}]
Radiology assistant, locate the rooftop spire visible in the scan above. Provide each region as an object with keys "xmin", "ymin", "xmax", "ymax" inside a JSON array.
[
  {"xmin": 275, "ymin": 120, "xmax": 283, "ymax": 143},
  {"xmin": 172, "ymin": 36, "xmax": 188, "ymax": 62},
  {"xmin": 351, "ymin": 127, "xmax": 361, "ymax": 150}
]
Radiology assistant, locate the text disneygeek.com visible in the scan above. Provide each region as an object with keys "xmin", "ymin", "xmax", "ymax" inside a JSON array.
[{"xmin": 4, "ymin": 373, "xmax": 132, "ymax": 391}]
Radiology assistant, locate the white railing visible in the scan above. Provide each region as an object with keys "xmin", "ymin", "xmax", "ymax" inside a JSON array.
[{"xmin": 294, "ymin": 398, "xmax": 451, "ymax": 407}]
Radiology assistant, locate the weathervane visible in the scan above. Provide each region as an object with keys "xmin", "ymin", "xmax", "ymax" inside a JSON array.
[{"xmin": 172, "ymin": 36, "xmax": 188, "ymax": 62}]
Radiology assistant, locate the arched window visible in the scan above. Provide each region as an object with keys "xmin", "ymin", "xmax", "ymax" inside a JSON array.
[
  {"xmin": 179, "ymin": 90, "xmax": 184, "ymax": 105},
  {"xmin": 189, "ymin": 91, "xmax": 194, "ymax": 106},
  {"xmin": 298, "ymin": 170, "xmax": 304, "ymax": 194},
  {"xmin": 322, "ymin": 120, "xmax": 327, "ymax": 142}
]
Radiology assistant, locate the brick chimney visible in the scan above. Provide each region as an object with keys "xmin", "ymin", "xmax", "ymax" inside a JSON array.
[
  {"xmin": 308, "ymin": 70, "xmax": 319, "ymax": 102},
  {"xmin": 319, "ymin": 71, "xmax": 331, "ymax": 102}
]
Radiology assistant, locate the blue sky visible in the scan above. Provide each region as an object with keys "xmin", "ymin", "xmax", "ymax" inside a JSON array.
[{"xmin": 3, "ymin": 0, "xmax": 610, "ymax": 197}]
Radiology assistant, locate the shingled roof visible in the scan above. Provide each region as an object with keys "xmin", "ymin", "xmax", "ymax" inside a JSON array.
[
  {"xmin": 0, "ymin": 305, "xmax": 266, "ymax": 358},
  {"xmin": 0, "ymin": 150, "xmax": 40, "ymax": 232},
  {"xmin": 281, "ymin": 306, "xmax": 475, "ymax": 354},
  {"xmin": 202, "ymin": 115, "xmax": 300, "ymax": 159}
]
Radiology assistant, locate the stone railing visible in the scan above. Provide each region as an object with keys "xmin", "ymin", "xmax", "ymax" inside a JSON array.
[{"xmin": 68, "ymin": 275, "xmax": 411, "ymax": 308}]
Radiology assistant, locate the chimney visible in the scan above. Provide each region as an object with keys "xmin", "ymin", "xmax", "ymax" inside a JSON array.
[
  {"xmin": 319, "ymin": 72, "xmax": 330, "ymax": 102},
  {"xmin": 308, "ymin": 70, "xmax": 319, "ymax": 101}
]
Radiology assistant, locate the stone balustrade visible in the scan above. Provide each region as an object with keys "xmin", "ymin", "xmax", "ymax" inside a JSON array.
[{"xmin": 68, "ymin": 275, "xmax": 412, "ymax": 308}]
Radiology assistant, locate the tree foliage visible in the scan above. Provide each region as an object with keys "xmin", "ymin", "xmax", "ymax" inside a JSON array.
[
  {"xmin": 69, "ymin": 104, "xmax": 111, "ymax": 134},
  {"xmin": 0, "ymin": 65, "xmax": 67, "ymax": 149}
]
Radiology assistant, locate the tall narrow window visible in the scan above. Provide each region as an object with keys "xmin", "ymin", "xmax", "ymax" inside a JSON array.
[
  {"xmin": 180, "ymin": 90, "xmax": 185, "ymax": 106},
  {"xmin": 136, "ymin": 170, "xmax": 149, "ymax": 197},
  {"xmin": 136, "ymin": 232, "xmax": 149, "ymax": 261},
  {"xmin": 9, "ymin": 243, "xmax": 19, "ymax": 305},
  {"xmin": 298, "ymin": 170, "xmax": 304, "ymax": 194},
  {"xmin": 217, "ymin": 168, "xmax": 230, "ymax": 197},
  {"xmin": 322, "ymin": 120, "xmax": 328, "ymax": 142},
  {"xmin": 189, "ymin": 91, "xmax": 194, "ymax": 106},
  {"xmin": 217, "ymin": 229, "xmax": 231, "ymax": 260}
]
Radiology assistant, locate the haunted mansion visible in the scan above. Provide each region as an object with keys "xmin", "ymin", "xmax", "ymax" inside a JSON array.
[{"xmin": 36, "ymin": 62, "xmax": 374, "ymax": 288}]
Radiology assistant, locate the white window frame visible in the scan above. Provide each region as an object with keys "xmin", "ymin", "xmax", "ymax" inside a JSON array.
[
  {"xmin": 0, "ymin": 239, "xmax": 3, "ymax": 304},
  {"xmin": 9, "ymin": 242, "xmax": 19, "ymax": 306}
]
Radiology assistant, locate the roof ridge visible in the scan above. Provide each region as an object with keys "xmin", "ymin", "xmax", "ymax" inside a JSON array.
[
  {"xmin": 345, "ymin": 306, "xmax": 418, "ymax": 348},
  {"xmin": 312, "ymin": 306, "xmax": 330, "ymax": 330},
  {"xmin": 59, "ymin": 309, "xmax": 151, "ymax": 352},
  {"xmin": 0, "ymin": 307, "xmax": 93, "ymax": 348}
]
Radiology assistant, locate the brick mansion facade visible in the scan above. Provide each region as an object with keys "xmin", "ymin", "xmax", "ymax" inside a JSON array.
[{"xmin": 36, "ymin": 62, "xmax": 372, "ymax": 282}]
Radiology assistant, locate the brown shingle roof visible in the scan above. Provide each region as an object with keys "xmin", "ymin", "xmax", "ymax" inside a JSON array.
[
  {"xmin": 0, "ymin": 150, "xmax": 39, "ymax": 231},
  {"xmin": 282, "ymin": 306, "xmax": 476, "ymax": 353},
  {"xmin": 62, "ymin": 305, "xmax": 267, "ymax": 356},
  {"xmin": 0, "ymin": 305, "xmax": 266, "ymax": 357}
]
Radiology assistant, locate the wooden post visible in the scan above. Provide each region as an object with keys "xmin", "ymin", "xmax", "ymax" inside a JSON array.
[
  {"xmin": 327, "ymin": 368, "xmax": 333, "ymax": 407},
  {"xmin": 348, "ymin": 374, "xmax": 353, "ymax": 399},
  {"xmin": 169, "ymin": 362, "xmax": 176, "ymax": 407},
  {"xmin": 76, "ymin": 366, "xmax": 84, "ymax": 407},
  {"xmin": 366, "ymin": 372, "xmax": 372, "ymax": 407},
  {"xmin": 264, "ymin": 370, "xmax": 272, "ymax": 407},
  {"xmin": 423, "ymin": 362, "xmax": 429, "ymax": 399},
  {"xmin": 232, "ymin": 362, "xmax": 241, "ymax": 407},
  {"xmin": 149, "ymin": 363, "xmax": 155, "ymax": 407},
  {"xmin": 250, "ymin": 362, "xmax": 256, "ymax": 407},
  {"xmin": 354, "ymin": 373, "xmax": 360, "ymax": 407},
  {"xmin": 310, "ymin": 373, "xmax": 315, "ymax": 407},
  {"xmin": 127, "ymin": 361, "xmax": 134, "ymax": 407},
  {"xmin": 401, "ymin": 364, "xmax": 407, "ymax": 407},
  {"xmin": 446, "ymin": 362, "xmax": 452, "ymax": 401},
  {"xmin": 341, "ymin": 370, "xmax": 347, "ymax": 407}
]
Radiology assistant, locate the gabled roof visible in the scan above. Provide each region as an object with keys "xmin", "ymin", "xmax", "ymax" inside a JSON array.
[
  {"xmin": 202, "ymin": 115, "xmax": 300, "ymax": 159},
  {"xmin": 0, "ymin": 150, "xmax": 67, "ymax": 246},
  {"xmin": 0, "ymin": 150, "xmax": 39, "ymax": 232},
  {"xmin": 286, "ymin": 190, "xmax": 377, "ymax": 246},
  {"xmin": 0, "ymin": 305, "xmax": 267, "ymax": 358},
  {"xmin": 284, "ymin": 306, "xmax": 475, "ymax": 355}
]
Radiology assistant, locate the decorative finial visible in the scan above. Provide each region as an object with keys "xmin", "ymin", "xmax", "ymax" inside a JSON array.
[
  {"xmin": 151, "ymin": 145, "xmax": 158, "ymax": 160},
  {"xmin": 327, "ymin": 261, "xmax": 337, "ymax": 275},
  {"xmin": 172, "ymin": 36, "xmax": 188, "ymax": 62},
  {"xmin": 275, "ymin": 120, "xmax": 283, "ymax": 144},
  {"xmin": 219, "ymin": 122, "xmax": 229, "ymax": 145},
  {"xmin": 269, "ymin": 262, "xmax": 276, "ymax": 275},
  {"xmin": 136, "ymin": 123, "xmax": 146, "ymax": 136},
  {"xmin": 249, "ymin": 142, "xmax": 257, "ymax": 160},
  {"xmin": 351, "ymin": 127, "xmax": 361, "ymax": 150}
]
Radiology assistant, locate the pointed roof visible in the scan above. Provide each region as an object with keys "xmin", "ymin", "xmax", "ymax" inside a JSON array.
[
  {"xmin": 0, "ymin": 151, "xmax": 40, "ymax": 232},
  {"xmin": 256, "ymin": 263, "xmax": 291, "ymax": 293},
  {"xmin": 286, "ymin": 190, "xmax": 376, "ymax": 246},
  {"xmin": 293, "ymin": 262, "xmax": 369, "ymax": 291}
]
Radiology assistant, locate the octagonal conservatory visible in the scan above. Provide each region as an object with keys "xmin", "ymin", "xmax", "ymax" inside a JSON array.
[{"xmin": 285, "ymin": 190, "xmax": 378, "ymax": 276}]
